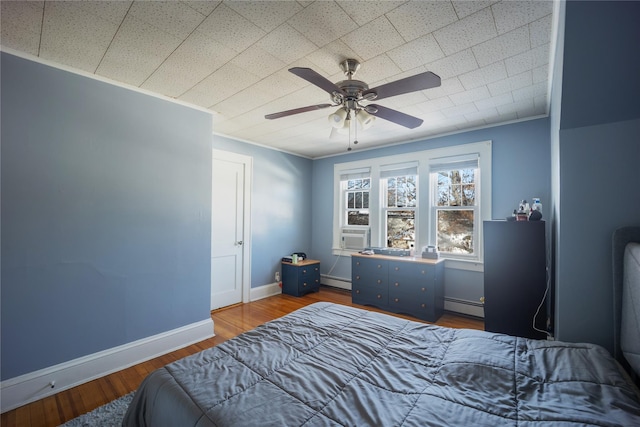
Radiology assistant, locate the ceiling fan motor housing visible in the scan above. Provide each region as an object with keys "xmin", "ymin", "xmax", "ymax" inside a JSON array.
[{"xmin": 335, "ymin": 79, "xmax": 369, "ymax": 109}]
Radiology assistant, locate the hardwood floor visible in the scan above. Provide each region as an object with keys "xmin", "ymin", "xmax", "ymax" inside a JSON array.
[{"xmin": 1, "ymin": 286, "xmax": 483, "ymax": 427}]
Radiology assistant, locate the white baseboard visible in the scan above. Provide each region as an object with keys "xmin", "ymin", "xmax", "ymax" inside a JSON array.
[
  {"xmin": 321, "ymin": 275, "xmax": 351, "ymax": 290},
  {"xmin": 444, "ymin": 297, "xmax": 485, "ymax": 318},
  {"xmin": 250, "ymin": 282, "xmax": 282, "ymax": 301},
  {"xmin": 1, "ymin": 318, "xmax": 214, "ymax": 413}
]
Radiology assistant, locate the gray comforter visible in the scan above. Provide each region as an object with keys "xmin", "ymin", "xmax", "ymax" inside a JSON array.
[{"xmin": 123, "ymin": 302, "xmax": 640, "ymax": 426}]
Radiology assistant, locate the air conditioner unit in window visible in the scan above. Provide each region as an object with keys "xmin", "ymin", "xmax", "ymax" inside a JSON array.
[{"xmin": 341, "ymin": 227, "xmax": 370, "ymax": 250}]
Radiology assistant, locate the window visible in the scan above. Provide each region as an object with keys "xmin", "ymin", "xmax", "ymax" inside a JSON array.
[
  {"xmin": 430, "ymin": 155, "xmax": 479, "ymax": 257},
  {"xmin": 340, "ymin": 168, "xmax": 370, "ymax": 226},
  {"xmin": 381, "ymin": 163, "xmax": 418, "ymax": 249},
  {"xmin": 333, "ymin": 141, "xmax": 491, "ymax": 264}
]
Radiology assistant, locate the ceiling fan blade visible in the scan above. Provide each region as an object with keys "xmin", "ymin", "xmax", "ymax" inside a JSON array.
[
  {"xmin": 289, "ymin": 67, "xmax": 345, "ymax": 96},
  {"xmin": 363, "ymin": 71, "xmax": 441, "ymax": 101},
  {"xmin": 367, "ymin": 104, "xmax": 424, "ymax": 129},
  {"xmin": 265, "ymin": 103, "xmax": 333, "ymax": 120}
]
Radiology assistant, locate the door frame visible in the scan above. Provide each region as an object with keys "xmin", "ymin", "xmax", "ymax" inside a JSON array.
[{"xmin": 211, "ymin": 149, "xmax": 252, "ymax": 305}]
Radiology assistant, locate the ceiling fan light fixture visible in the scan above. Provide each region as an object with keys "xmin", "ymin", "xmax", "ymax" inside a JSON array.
[
  {"xmin": 336, "ymin": 117, "xmax": 351, "ymax": 135},
  {"xmin": 356, "ymin": 110, "xmax": 375, "ymax": 130},
  {"xmin": 328, "ymin": 107, "xmax": 348, "ymax": 128}
]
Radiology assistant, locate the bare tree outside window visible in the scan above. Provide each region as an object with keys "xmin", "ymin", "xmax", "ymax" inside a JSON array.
[
  {"xmin": 345, "ymin": 178, "xmax": 369, "ymax": 225},
  {"xmin": 384, "ymin": 175, "xmax": 416, "ymax": 249},
  {"xmin": 436, "ymin": 169, "xmax": 476, "ymax": 254}
]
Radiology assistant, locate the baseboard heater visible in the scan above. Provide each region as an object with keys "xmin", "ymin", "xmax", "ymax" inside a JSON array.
[
  {"xmin": 444, "ymin": 297, "xmax": 484, "ymax": 318},
  {"xmin": 321, "ymin": 275, "xmax": 351, "ymax": 291}
]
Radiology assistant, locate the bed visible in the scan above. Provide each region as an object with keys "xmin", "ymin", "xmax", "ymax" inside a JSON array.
[{"xmin": 123, "ymin": 228, "xmax": 640, "ymax": 426}]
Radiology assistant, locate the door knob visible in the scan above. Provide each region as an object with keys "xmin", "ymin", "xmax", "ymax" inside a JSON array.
[{"xmin": 236, "ymin": 241, "xmax": 243, "ymax": 245}]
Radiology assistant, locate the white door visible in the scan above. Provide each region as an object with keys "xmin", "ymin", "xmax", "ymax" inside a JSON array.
[{"xmin": 211, "ymin": 150, "xmax": 252, "ymax": 310}]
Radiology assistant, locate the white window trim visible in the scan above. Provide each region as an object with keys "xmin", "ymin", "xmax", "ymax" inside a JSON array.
[{"xmin": 332, "ymin": 141, "xmax": 492, "ymax": 264}]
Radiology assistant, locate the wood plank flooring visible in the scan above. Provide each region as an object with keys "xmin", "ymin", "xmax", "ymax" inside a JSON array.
[{"xmin": 1, "ymin": 286, "xmax": 483, "ymax": 427}]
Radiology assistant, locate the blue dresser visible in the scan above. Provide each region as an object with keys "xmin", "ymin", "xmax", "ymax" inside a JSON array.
[{"xmin": 352, "ymin": 254, "xmax": 445, "ymax": 322}]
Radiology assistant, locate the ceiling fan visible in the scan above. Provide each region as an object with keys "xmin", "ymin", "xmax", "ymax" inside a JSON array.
[{"xmin": 265, "ymin": 59, "xmax": 441, "ymax": 134}]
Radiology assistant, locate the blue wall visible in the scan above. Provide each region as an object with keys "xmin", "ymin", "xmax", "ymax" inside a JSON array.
[
  {"xmin": 552, "ymin": 1, "xmax": 640, "ymax": 353},
  {"xmin": 211, "ymin": 136, "xmax": 313, "ymax": 289},
  {"xmin": 311, "ymin": 118, "xmax": 551, "ymax": 305},
  {"xmin": 560, "ymin": 1, "xmax": 640, "ymax": 130},
  {"xmin": 1, "ymin": 53, "xmax": 213, "ymax": 380}
]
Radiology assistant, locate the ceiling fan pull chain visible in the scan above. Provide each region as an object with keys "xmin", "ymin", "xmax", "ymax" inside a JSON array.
[
  {"xmin": 347, "ymin": 116, "xmax": 352, "ymax": 151},
  {"xmin": 353, "ymin": 113, "xmax": 359, "ymax": 146}
]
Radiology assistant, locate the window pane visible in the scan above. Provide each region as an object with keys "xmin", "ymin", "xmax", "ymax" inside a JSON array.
[
  {"xmin": 437, "ymin": 169, "xmax": 475, "ymax": 207},
  {"xmin": 363, "ymin": 192, "xmax": 369, "ymax": 208},
  {"xmin": 462, "ymin": 184, "xmax": 475, "ymax": 205},
  {"xmin": 386, "ymin": 175, "xmax": 416, "ymax": 208},
  {"xmin": 387, "ymin": 188, "xmax": 396, "ymax": 207},
  {"xmin": 386, "ymin": 210, "xmax": 415, "ymax": 249},
  {"xmin": 347, "ymin": 211, "xmax": 369, "ymax": 226},
  {"xmin": 437, "ymin": 210, "xmax": 474, "ymax": 254},
  {"xmin": 450, "ymin": 184, "xmax": 462, "ymax": 206},
  {"xmin": 461, "ymin": 169, "xmax": 474, "ymax": 184},
  {"xmin": 347, "ymin": 178, "xmax": 370, "ymax": 190},
  {"xmin": 347, "ymin": 192, "xmax": 354, "ymax": 209},
  {"xmin": 355, "ymin": 192, "xmax": 362, "ymax": 208}
]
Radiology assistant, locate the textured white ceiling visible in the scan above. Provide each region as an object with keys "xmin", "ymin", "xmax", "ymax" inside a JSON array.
[{"xmin": 1, "ymin": 0, "xmax": 555, "ymax": 158}]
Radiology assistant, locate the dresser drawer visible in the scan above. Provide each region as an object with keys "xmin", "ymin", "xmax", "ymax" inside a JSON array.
[{"xmin": 352, "ymin": 283, "xmax": 388, "ymax": 306}]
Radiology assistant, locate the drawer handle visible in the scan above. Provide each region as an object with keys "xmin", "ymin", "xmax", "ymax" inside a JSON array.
[
  {"xmin": 377, "ymin": 294, "xmax": 382, "ymax": 299},
  {"xmin": 421, "ymin": 303, "xmax": 426, "ymax": 308},
  {"xmin": 394, "ymin": 298, "xmax": 399, "ymax": 302},
  {"xmin": 356, "ymin": 275, "xmax": 360, "ymax": 280},
  {"xmin": 303, "ymin": 282, "xmax": 307, "ymax": 287},
  {"xmin": 302, "ymin": 269, "xmax": 306, "ymax": 273},
  {"xmin": 394, "ymin": 282, "xmax": 399, "ymax": 287},
  {"xmin": 395, "ymin": 267, "xmax": 399, "ymax": 271},
  {"xmin": 356, "ymin": 289, "xmax": 360, "ymax": 294},
  {"xmin": 421, "ymin": 287, "xmax": 426, "ymax": 291},
  {"xmin": 377, "ymin": 279, "xmax": 381, "ymax": 284},
  {"xmin": 421, "ymin": 270, "xmax": 426, "ymax": 274},
  {"xmin": 315, "ymin": 267, "xmax": 319, "ymax": 271}
]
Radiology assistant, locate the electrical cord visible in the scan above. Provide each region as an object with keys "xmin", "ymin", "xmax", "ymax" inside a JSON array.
[
  {"xmin": 325, "ymin": 246, "xmax": 345, "ymax": 277},
  {"xmin": 532, "ymin": 233, "xmax": 553, "ymax": 338}
]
